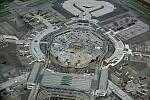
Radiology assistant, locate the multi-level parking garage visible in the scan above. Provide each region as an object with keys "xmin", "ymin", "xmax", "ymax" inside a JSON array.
[
  {"xmin": 36, "ymin": 89, "xmax": 90, "ymax": 100},
  {"xmin": 63, "ymin": 0, "xmax": 115, "ymax": 18}
]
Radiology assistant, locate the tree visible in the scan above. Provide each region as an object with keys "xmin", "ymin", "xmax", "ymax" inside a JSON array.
[{"xmin": 0, "ymin": 0, "xmax": 5, "ymax": 3}]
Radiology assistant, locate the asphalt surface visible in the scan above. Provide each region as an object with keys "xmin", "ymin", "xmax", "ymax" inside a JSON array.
[{"xmin": 0, "ymin": 43, "xmax": 22, "ymax": 73}]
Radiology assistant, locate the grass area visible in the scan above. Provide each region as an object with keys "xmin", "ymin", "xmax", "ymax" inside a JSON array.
[
  {"xmin": 0, "ymin": 10, "xmax": 11, "ymax": 17},
  {"xmin": 135, "ymin": 0, "xmax": 150, "ymax": 9},
  {"xmin": 0, "ymin": 2, "xmax": 8, "ymax": 10},
  {"xmin": 27, "ymin": 0, "xmax": 49, "ymax": 7},
  {"xmin": 0, "ymin": 2, "xmax": 10, "ymax": 17}
]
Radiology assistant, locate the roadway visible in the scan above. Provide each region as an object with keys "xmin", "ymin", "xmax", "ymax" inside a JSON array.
[
  {"xmin": 30, "ymin": 14, "xmax": 60, "ymax": 60},
  {"xmin": 104, "ymin": 31, "xmax": 126, "ymax": 67},
  {"xmin": 0, "ymin": 72, "xmax": 29, "ymax": 91}
]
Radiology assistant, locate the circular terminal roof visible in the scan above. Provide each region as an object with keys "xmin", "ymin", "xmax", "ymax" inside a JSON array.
[{"xmin": 50, "ymin": 30, "xmax": 105, "ymax": 68}]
